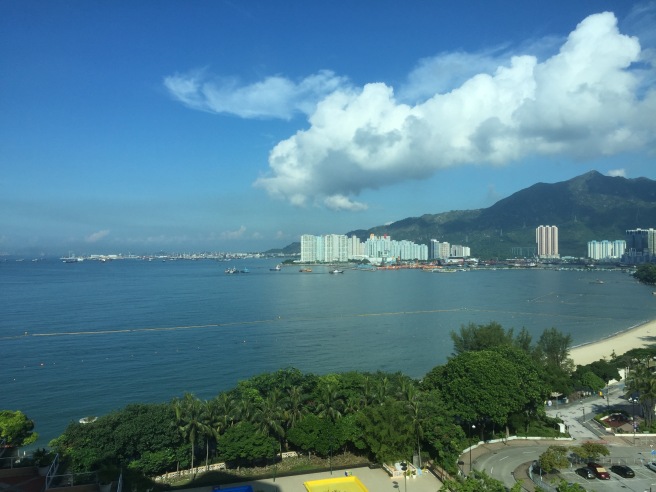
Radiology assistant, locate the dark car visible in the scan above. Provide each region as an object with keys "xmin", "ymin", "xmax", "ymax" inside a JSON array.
[
  {"xmin": 610, "ymin": 464, "xmax": 635, "ymax": 478},
  {"xmin": 588, "ymin": 462, "xmax": 611, "ymax": 480},
  {"xmin": 576, "ymin": 467, "xmax": 595, "ymax": 479}
]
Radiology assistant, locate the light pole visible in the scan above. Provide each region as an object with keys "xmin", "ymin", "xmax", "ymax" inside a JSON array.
[
  {"xmin": 469, "ymin": 424, "xmax": 476, "ymax": 475},
  {"xmin": 580, "ymin": 406, "xmax": 585, "ymax": 421},
  {"xmin": 400, "ymin": 461, "xmax": 407, "ymax": 492},
  {"xmin": 629, "ymin": 397, "xmax": 637, "ymax": 445}
]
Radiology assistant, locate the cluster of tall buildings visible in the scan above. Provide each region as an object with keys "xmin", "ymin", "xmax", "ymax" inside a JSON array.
[
  {"xmin": 622, "ymin": 228, "xmax": 656, "ymax": 264},
  {"xmin": 300, "ymin": 226, "xmax": 655, "ymax": 265},
  {"xmin": 586, "ymin": 229, "xmax": 655, "ymax": 263},
  {"xmin": 545, "ymin": 225, "xmax": 653, "ymax": 263},
  {"xmin": 299, "ymin": 234, "xmax": 471, "ymax": 264},
  {"xmin": 587, "ymin": 240, "xmax": 626, "ymax": 261}
]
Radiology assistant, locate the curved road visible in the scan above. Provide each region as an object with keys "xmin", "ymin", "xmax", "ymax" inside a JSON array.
[{"xmin": 465, "ymin": 383, "xmax": 645, "ymax": 490}]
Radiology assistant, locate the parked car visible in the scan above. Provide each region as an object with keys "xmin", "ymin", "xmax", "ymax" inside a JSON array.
[
  {"xmin": 610, "ymin": 464, "xmax": 635, "ymax": 478},
  {"xmin": 647, "ymin": 461, "xmax": 656, "ymax": 472},
  {"xmin": 576, "ymin": 467, "xmax": 595, "ymax": 479},
  {"xmin": 588, "ymin": 462, "xmax": 610, "ymax": 480}
]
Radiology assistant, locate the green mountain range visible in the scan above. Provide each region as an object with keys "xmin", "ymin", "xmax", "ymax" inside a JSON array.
[
  {"xmin": 350, "ymin": 170, "xmax": 656, "ymax": 259},
  {"xmin": 277, "ymin": 171, "xmax": 656, "ymax": 259}
]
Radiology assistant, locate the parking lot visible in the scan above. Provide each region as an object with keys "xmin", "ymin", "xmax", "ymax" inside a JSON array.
[{"xmin": 535, "ymin": 461, "xmax": 656, "ymax": 491}]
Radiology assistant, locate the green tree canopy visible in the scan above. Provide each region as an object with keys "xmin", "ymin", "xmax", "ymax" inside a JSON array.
[
  {"xmin": 585, "ymin": 360, "xmax": 620, "ymax": 384},
  {"xmin": 450, "ymin": 322, "xmax": 515, "ymax": 355},
  {"xmin": 0, "ymin": 410, "xmax": 38, "ymax": 447},
  {"xmin": 424, "ymin": 347, "xmax": 545, "ymax": 434},
  {"xmin": 442, "ymin": 469, "xmax": 522, "ymax": 491},
  {"xmin": 538, "ymin": 445, "xmax": 569, "ymax": 472},
  {"xmin": 569, "ymin": 441, "xmax": 609, "ymax": 462},
  {"xmin": 575, "ymin": 370, "xmax": 605, "ymax": 393},
  {"xmin": 536, "ymin": 327, "xmax": 573, "ymax": 372},
  {"xmin": 50, "ymin": 403, "xmax": 184, "ymax": 474},
  {"xmin": 217, "ymin": 421, "xmax": 277, "ymax": 464},
  {"xmin": 356, "ymin": 399, "xmax": 413, "ymax": 463},
  {"xmin": 633, "ymin": 264, "xmax": 656, "ymax": 285}
]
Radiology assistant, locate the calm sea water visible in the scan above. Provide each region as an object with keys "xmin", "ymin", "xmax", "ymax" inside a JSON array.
[{"xmin": 2, "ymin": 258, "xmax": 656, "ymax": 446}]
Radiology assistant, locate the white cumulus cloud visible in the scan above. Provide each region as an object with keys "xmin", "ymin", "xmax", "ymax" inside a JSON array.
[
  {"xmin": 85, "ymin": 230, "xmax": 110, "ymax": 243},
  {"xmin": 607, "ymin": 168, "xmax": 627, "ymax": 177},
  {"xmin": 254, "ymin": 12, "xmax": 656, "ymax": 209},
  {"xmin": 221, "ymin": 225, "xmax": 247, "ymax": 240},
  {"xmin": 164, "ymin": 69, "xmax": 349, "ymax": 119}
]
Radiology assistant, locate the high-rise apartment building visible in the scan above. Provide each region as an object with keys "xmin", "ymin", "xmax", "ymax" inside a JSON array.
[
  {"xmin": 430, "ymin": 240, "xmax": 451, "ymax": 260},
  {"xmin": 625, "ymin": 228, "xmax": 656, "ymax": 255},
  {"xmin": 622, "ymin": 228, "xmax": 655, "ymax": 264},
  {"xmin": 536, "ymin": 225, "xmax": 559, "ymax": 259},
  {"xmin": 587, "ymin": 239, "xmax": 626, "ymax": 260}
]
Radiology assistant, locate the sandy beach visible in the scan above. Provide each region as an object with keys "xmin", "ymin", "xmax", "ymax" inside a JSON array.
[{"xmin": 569, "ymin": 318, "xmax": 656, "ymax": 366}]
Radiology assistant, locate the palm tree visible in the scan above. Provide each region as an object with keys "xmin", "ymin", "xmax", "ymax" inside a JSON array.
[
  {"xmin": 284, "ymin": 386, "xmax": 306, "ymax": 431},
  {"xmin": 213, "ymin": 392, "xmax": 237, "ymax": 430},
  {"xmin": 402, "ymin": 383, "xmax": 424, "ymax": 467},
  {"xmin": 626, "ymin": 363, "xmax": 656, "ymax": 427},
  {"xmin": 173, "ymin": 393, "xmax": 204, "ymax": 473},
  {"xmin": 373, "ymin": 376, "xmax": 390, "ymax": 405},
  {"xmin": 315, "ymin": 383, "xmax": 343, "ymax": 422},
  {"xmin": 254, "ymin": 388, "xmax": 285, "ymax": 439},
  {"xmin": 200, "ymin": 399, "xmax": 221, "ymax": 470}
]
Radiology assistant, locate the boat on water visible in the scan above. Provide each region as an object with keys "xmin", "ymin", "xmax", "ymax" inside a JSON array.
[
  {"xmin": 329, "ymin": 269, "xmax": 344, "ymax": 274},
  {"xmin": 299, "ymin": 268, "xmax": 312, "ymax": 272},
  {"xmin": 270, "ymin": 264, "xmax": 282, "ymax": 271},
  {"xmin": 61, "ymin": 255, "xmax": 84, "ymax": 263},
  {"xmin": 225, "ymin": 267, "xmax": 238, "ymax": 274}
]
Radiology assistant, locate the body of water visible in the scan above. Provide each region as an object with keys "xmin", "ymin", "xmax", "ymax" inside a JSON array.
[{"xmin": 2, "ymin": 258, "xmax": 655, "ymax": 446}]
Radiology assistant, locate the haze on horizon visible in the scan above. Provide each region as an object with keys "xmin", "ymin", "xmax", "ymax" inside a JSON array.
[{"xmin": 1, "ymin": 1, "xmax": 655, "ymax": 256}]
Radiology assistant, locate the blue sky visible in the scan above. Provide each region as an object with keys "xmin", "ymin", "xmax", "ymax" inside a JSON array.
[{"xmin": 2, "ymin": 1, "xmax": 655, "ymax": 255}]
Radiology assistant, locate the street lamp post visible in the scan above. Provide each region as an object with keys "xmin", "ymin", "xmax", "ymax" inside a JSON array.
[
  {"xmin": 580, "ymin": 406, "xmax": 585, "ymax": 421},
  {"xmin": 630, "ymin": 397, "xmax": 637, "ymax": 445},
  {"xmin": 469, "ymin": 424, "xmax": 476, "ymax": 475},
  {"xmin": 400, "ymin": 461, "xmax": 407, "ymax": 492}
]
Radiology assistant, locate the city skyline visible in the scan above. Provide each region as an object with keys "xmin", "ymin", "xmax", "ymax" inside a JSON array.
[{"xmin": 2, "ymin": 2, "xmax": 656, "ymax": 255}]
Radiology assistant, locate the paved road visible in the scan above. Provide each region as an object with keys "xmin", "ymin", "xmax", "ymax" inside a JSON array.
[{"xmin": 465, "ymin": 383, "xmax": 656, "ymax": 491}]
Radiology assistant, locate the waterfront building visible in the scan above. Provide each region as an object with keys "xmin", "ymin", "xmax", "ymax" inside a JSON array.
[
  {"xmin": 300, "ymin": 234, "xmax": 347, "ymax": 262},
  {"xmin": 362, "ymin": 234, "xmax": 428, "ymax": 261},
  {"xmin": 450, "ymin": 244, "xmax": 471, "ymax": 258},
  {"xmin": 300, "ymin": 235, "xmax": 320, "ymax": 263},
  {"xmin": 536, "ymin": 225, "xmax": 559, "ymax": 259},
  {"xmin": 622, "ymin": 228, "xmax": 656, "ymax": 264},
  {"xmin": 302, "ymin": 233, "xmax": 428, "ymax": 263},
  {"xmin": 587, "ymin": 239, "xmax": 626, "ymax": 261},
  {"xmin": 430, "ymin": 240, "xmax": 450, "ymax": 260},
  {"xmin": 347, "ymin": 235, "xmax": 364, "ymax": 259}
]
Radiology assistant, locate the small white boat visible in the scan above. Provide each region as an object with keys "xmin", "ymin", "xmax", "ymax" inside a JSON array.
[
  {"xmin": 270, "ymin": 264, "xmax": 282, "ymax": 271},
  {"xmin": 329, "ymin": 269, "xmax": 344, "ymax": 274}
]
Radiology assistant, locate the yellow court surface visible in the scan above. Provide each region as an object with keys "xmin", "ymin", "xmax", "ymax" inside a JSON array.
[{"xmin": 303, "ymin": 476, "xmax": 368, "ymax": 492}]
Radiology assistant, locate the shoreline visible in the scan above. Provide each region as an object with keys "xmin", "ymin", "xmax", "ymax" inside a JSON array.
[{"xmin": 570, "ymin": 318, "xmax": 656, "ymax": 366}]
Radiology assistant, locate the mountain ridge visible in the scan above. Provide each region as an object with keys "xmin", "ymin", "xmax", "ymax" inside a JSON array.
[{"xmin": 278, "ymin": 171, "xmax": 656, "ymax": 259}]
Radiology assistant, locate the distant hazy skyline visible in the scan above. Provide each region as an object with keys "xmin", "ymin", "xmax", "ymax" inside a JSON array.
[{"xmin": 2, "ymin": 1, "xmax": 655, "ymax": 255}]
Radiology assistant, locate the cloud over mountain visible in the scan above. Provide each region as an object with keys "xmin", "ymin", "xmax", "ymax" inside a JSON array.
[
  {"xmin": 254, "ymin": 12, "xmax": 656, "ymax": 210},
  {"xmin": 165, "ymin": 12, "xmax": 656, "ymax": 213}
]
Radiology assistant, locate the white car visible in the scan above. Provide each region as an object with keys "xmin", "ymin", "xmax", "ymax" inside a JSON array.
[{"xmin": 647, "ymin": 462, "xmax": 656, "ymax": 472}]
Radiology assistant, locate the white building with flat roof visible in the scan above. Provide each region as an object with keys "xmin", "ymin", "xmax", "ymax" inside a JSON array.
[{"xmin": 536, "ymin": 225, "xmax": 559, "ymax": 259}]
